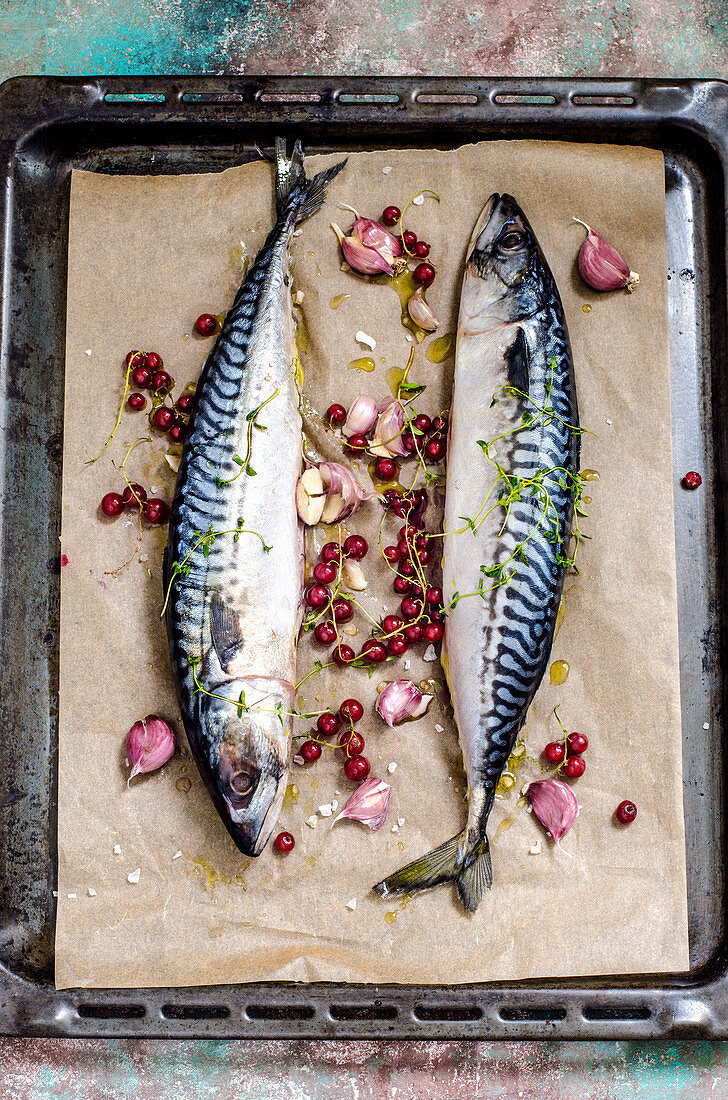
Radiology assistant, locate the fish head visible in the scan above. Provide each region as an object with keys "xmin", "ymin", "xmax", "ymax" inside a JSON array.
[
  {"xmin": 195, "ymin": 680, "xmax": 291, "ymax": 857},
  {"xmin": 460, "ymin": 193, "xmax": 550, "ymax": 333}
]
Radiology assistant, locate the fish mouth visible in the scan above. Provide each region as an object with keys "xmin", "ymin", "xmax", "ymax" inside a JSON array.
[{"xmin": 220, "ymin": 768, "xmax": 287, "ymax": 857}]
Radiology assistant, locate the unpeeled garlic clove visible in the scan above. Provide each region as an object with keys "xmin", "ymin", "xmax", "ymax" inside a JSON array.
[
  {"xmin": 332, "ymin": 777, "xmax": 391, "ymax": 830},
  {"xmin": 296, "ymin": 466, "xmax": 326, "ymax": 525},
  {"xmin": 407, "ymin": 287, "xmax": 440, "ymax": 331},
  {"xmin": 126, "ymin": 715, "xmax": 176, "ymax": 783},
  {"xmin": 526, "ymin": 778, "xmax": 579, "ymax": 845},
  {"xmin": 376, "ymin": 679, "xmax": 433, "ymax": 728},
  {"xmin": 342, "ymin": 393, "xmax": 378, "ymax": 438},
  {"xmin": 574, "ymin": 218, "xmax": 639, "ymax": 292},
  {"xmin": 342, "ymin": 558, "xmax": 367, "ymax": 591}
]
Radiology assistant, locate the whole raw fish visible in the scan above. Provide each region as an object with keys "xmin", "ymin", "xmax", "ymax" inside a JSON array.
[
  {"xmin": 164, "ymin": 140, "xmax": 344, "ymax": 857},
  {"xmin": 375, "ymin": 194, "xmax": 580, "ymax": 910}
]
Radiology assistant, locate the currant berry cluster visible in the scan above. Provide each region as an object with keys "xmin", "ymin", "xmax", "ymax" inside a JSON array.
[
  {"xmin": 298, "ymin": 697, "xmax": 370, "ymax": 783},
  {"xmin": 100, "ymin": 483, "xmax": 169, "ymax": 526},
  {"xmin": 543, "ymin": 729, "xmax": 588, "ymax": 779},
  {"xmin": 325, "ymin": 401, "xmax": 448, "ymax": 484},
  {"xmin": 124, "ymin": 349, "xmax": 195, "ymax": 443},
  {"xmin": 381, "ymin": 206, "xmax": 436, "ymax": 288}
]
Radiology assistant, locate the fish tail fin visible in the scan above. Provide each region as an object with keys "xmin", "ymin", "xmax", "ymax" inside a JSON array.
[
  {"xmin": 274, "ymin": 136, "xmax": 346, "ymax": 224},
  {"xmin": 373, "ymin": 831, "xmax": 492, "ymax": 912}
]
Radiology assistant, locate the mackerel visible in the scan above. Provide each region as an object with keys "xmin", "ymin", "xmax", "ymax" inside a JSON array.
[
  {"xmin": 164, "ymin": 141, "xmax": 344, "ymax": 857},
  {"xmin": 374, "ymin": 194, "xmax": 580, "ymax": 910}
]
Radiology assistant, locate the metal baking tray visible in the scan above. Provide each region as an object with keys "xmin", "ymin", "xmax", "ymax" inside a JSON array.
[{"xmin": 0, "ymin": 75, "xmax": 726, "ymax": 1039}]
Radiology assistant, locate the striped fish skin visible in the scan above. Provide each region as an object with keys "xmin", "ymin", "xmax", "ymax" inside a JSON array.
[
  {"xmin": 374, "ymin": 193, "xmax": 579, "ymax": 910},
  {"xmin": 164, "ymin": 143, "xmax": 344, "ymax": 858}
]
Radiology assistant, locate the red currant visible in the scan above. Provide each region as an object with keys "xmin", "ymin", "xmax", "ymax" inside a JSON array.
[
  {"xmin": 321, "ymin": 542, "xmax": 343, "ymax": 563},
  {"xmin": 401, "ymin": 597, "xmax": 422, "ymax": 620},
  {"xmin": 404, "ymin": 623, "xmax": 422, "ymax": 643},
  {"xmin": 413, "ymin": 415, "xmax": 431, "ymax": 435},
  {"xmin": 300, "ymin": 740, "xmax": 322, "ymax": 764},
  {"xmin": 314, "ymin": 620, "xmax": 337, "ymax": 646},
  {"xmin": 399, "ymin": 560, "xmax": 415, "ymax": 578},
  {"xmin": 274, "ymin": 831, "xmax": 295, "ymax": 853},
  {"xmin": 414, "ymin": 240, "xmax": 430, "ymax": 258},
  {"xmin": 683, "ymin": 471, "xmax": 702, "ymax": 489},
  {"xmin": 176, "ymin": 393, "xmax": 194, "ymax": 414},
  {"xmin": 143, "ymin": 498, "xmax": 169, "ymax": 525},
  {"xmin": 346, "ymin": 432, "xmax": 368, "ymax": 453},
  {"xmin": 152, "ymin": 370, "xmax": 173, "ymax": 393},
  {"xmin": 338, "ymin": 730, "xmax": 365, "ymax": 757},
  {"xmin": 132, "ymin": 365, "xmax": 152, "ymax": 389},
  {"xmin": 563, "ymin": 756, "xmax": 586, "ymax": 779},
  {"xmin": 305, "ymin": 584, "xmax": 330, "ymax": 608},
  {"xmin": 345, "ymin": 755, "xmax": 370, "ymax": 782},
  {"xmin": 567, "ymin": 732, "xmax": 589, "ymax": 755},
  {"xmin": 145, "ymin": 351, "xmax": 163, "ymax": 372},
  {"xmin": 423, "ymin": 622, "xmax": 443, "ymax": 643},
  {"xmin": 332, "ymin": 597, "xmax": 353, "ymax": 623},
  {"xmin": 374, "ymin": 457, "xmax": 397, "ymax": 482},
  {"xmin": 393, "ymin": 576, "xmax": 412, "ymax": 596},
  {"xmin": 332, "ymin": 644, "xmax": 355, "ymax": 665},
  {"xmin": 413, "ymin": 262, "xmax": 435, "ymax": 288},
  {"xmin": 615, "ymin": 800, "xmax": 637, "ymax": 824},
  {"xmin": 388, "ymin": 635, "xmax": 408, "ymax": 656},
  {"xmin": 125, "ymin": 350, "xmax": 146, "ymax": 370},
  {"xmin": 401, "ymin": 429, "xmax": 417, "ymax": 453},
  {"xmin": 127, "ymin": 392, "xmax": 147, "ymax": 412},
  {"xmin": 317, "ymin": 712, "xmax": 341, "ymax": 737},
  {"xmin": 339, "ymin": 699, "xmax": 364, "ymax": 724},
  {"xmin": 543, "ymin": 741, "xmax": 565, "ymax": 764},
  {"xmin": 326, "ymin": 403, "xmax": 347, "ymax": 427},
  {"xmin": 152, "ymin": 406, "xmax": 175, "ymax": 432},
  {"xmin": 383, "ymin": 615, "xmax": 403, "ymax": 634},
  {"xmin": 429, "ymin": 607, "xmax": 444, "ymax": 622},
  {"xmin": 425, "ymin": 438, "xmax": 446, "ymax": 462},
  {"xmin": 100, "ymin": 492, "xmax": 124, "ymax": 518},
  {"xmin": 361, "ymin": 638, "xmax": 387, "ymax": 663},
  {"xmin": 402, "ymin": 229, "xmax": 417, "ymax": 249},
  {"xmin": 343, "ymin": 534, "xmax": 368, "ymax": 560},
  {"xmin": 397, "ymin": 538, "xmax": 411, "ymax": 559},
  {"xmin": 431, "ymin": 415, "xmax": 448, "ymax": 435},
  {"xmin": 122, "ymin": 483, "xmax": 147, "ymax": 509},
  {"xmin": 169, "ymin": 423, "xmax": 186, "ymax": 443},
  {"xmin": 426, "ymin": 586, "xmax": 443, "ymax": 606},
  {"xmin": 195, "ymin": 313, "xmax": 218, "ymax": 337},
  {"xmin": 313, "ymin": 561, "xmax": 337, "ymax": 585},
  {"xmin": 410, "ymin": 584, "xmax": 424, "ymax": 599},
  {"xmin": 381, "ymin": 206, "xmax": 401, "ymax": 226},
  {"xmin": 383, "ymin": 545, "xmax": 401, "ymax": 564}
]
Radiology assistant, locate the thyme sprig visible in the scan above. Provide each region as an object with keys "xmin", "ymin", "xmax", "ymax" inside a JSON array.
[
  {"xmin": 217, "ymin": 387, "xmax": 280, "ymax": 487},
  {"xmin": 161, "ymin": 518, "xmax": 272, "ymax": 617}
]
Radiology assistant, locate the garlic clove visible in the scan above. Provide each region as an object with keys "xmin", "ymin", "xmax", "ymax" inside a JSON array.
[
  {"xmin": 331, "ymin": 223, "xmax": 395, "ymax": 276},
  {"xmin": 321, "ymin": 491, "xmax": 345, "ymax": 523},
  {"xmin": 407, "ymin": 287, "xmax": 440, "ymax": 332},
  {"xmin": 332, "ymin": 777, "xmax": 391, "ymax": 830},
  {"xmin": 296, "ymin": 466, "xmax": 326, "ymax": 526},
  {"xmin": 126, "ymin": 715, "xmax": 176, "ymax": 783},
  {"xmin": 526, "ymin": 778, "xmax": 579, "ymax": 845},
  {"xmin": 376, "ymin": 679, "xmax": 433, "ymax": 728},
  {"xmin": 574, "ymin": 218, "xmax": 639, "ymax": 293},
  {"xmin": 342, "ymin": 394, "xmax": 378, "ymax": 438},
  {"xmin": 342, "ymin": 558, "xmax": 367, "ymax": 591}
]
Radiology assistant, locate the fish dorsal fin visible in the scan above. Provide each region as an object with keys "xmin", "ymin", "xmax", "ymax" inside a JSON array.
[
  {"xmin": 210, "ymin": 592, "xmax": 245, "ymax": 672},
  {"xmin": 505, "ymin": 327, "xmax": 530, "ymax": 397}
]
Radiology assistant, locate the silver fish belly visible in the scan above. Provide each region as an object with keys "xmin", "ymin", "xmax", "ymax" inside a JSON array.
[
  {"xmin": 164, "ymin": 141, "xmax": 344, "ymax": 857},
  {"xmin": 374, "ymin": 193, "xmax": 580, "ymax": 910}
]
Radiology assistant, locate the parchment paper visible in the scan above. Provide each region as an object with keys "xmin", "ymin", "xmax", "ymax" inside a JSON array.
[{"xmin": 56, "ymin": 140, "xmax": 689, "ymax": 989}]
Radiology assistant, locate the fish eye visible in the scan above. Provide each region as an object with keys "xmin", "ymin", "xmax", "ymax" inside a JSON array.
[
  {"xmin": 229, "ymin": 770, "xmax": 255, "ymax": 797},
  {"xmin": 497, "ymin": 230, "xmax": 526, "ymax": 252}
]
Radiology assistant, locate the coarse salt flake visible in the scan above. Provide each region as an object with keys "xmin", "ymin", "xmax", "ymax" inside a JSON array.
[
  {"xmin": 703, "ymin": 722, "xmax": 710, "ymax": 730},
  {"xmin": 172, "ymin": 851, "xmax": 182, "ymax": 860},
  {"xmin": 355, "ymin": 330, "xmax": 376, "ymax": 350},
  {"xmin": 67, "ymin": 893, "xmax": 77, "ymax": 900},
  {"xmin": 127, "ymin": 868, "xmax": 141, "ymax": 884},
  {"xmin": 423, "ymin": 644, "xmax": 437, "ymax": 662},
  {"xmin": 529, "ymin": 841, "xmax": 542, "ymax": 855},
  {"xmin": 294, "ymin": 290, "xmax": 305, "ymax": 304},
  {"xmin": 381, "ymin": 166, "xmax": 392, "ymax": 174},
  {"xmin": 391, "ymin": 825, "xmax": 399, "ymax": 833},
  {"xmin": 404, "ymin": 659, "xmax": 410, "ymax": 671},
  {"xmin": 606, "ymin": 418, "xmax": 613, "ymax": 425},
  {"xmin": 346, "ymin": 897, "xmax": 357, "ymax": 909},
  {"xmin": 293, "ymin": 754, "xmax": 305, "ymax": 766},
  {"xmin": 397, "ymin": 817, "xmax": 406, "ymax": 827},
  {"xmin": 87, "ymin": 888, "xmax": 97, "ymax": 897},
  {"xmin": 113, "ymin": 844, "xmax": 122, "ymax": 855},
  {"xmin": 387, "ymin": 762, "xmax": 397, "ymax": 774},
  {"xmin": 84, "ymin": 349, "xmax": 93, "ymax": 357},
  {"xmin": 435, "ymin": 723, "xmax": 444, "ymax": 733},
  {"xmin": 52, "ymin": 890, "xmax": 58, "ymax": 897},
  {"xmin": 306, "ymin": 815, "xmax": 318, "ymax": 829},
  {"xmin": 318, "ymin": 803, "xmax": 334, "ymax": 817}
]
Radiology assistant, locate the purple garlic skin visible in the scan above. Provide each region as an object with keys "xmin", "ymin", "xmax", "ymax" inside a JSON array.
[
  {"xmin": 126, "ymin": 715, "xmax": 176, "ymax": 782},
  {"xmin": 376, "ymin": 679, "xmax": 433, "ymax": 728},
  {"xmin": 526, "ymin": 777, "xmax": 579, "ymax": 845},
  {"xmin": 574, "ymin": 218, "xmax": 639, "ymax": 292},
  {"xmin": 332, "ymin": 777, "xmax": 392, "ymax": 830}
]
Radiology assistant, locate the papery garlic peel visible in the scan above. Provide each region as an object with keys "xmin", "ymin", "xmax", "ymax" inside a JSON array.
[
  {"xmin": 332, "ymin": 776, "xmax": 392, "ymax": 830},
  {"xmin": 526, "ymin": 777, "xmax": 579, "ymax": 845}
]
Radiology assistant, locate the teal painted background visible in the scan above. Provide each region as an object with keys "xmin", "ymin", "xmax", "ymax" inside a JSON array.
[{"xmin": 2, "ymin": 0, "xmax": 728, "ymax": 1095}]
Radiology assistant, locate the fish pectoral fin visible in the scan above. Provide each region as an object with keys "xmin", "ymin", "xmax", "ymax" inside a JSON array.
[
  {"xmin": 505, "ymin": 327, "xmax": 530, "ymax": 397},
  {"xmin": 210, "ymin": 592, "xmax": 245, "ymax": 672},
  {"xmin": 372, "ymin": 832, "xmax": 492, "ymax": 913}
]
